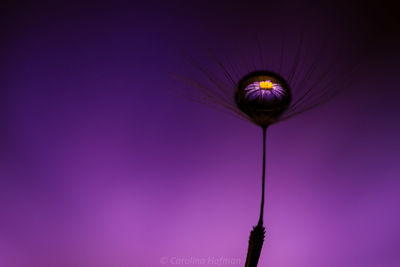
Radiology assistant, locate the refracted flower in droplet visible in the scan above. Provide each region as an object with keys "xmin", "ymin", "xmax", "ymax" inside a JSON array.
[{"xmin": 235, "ymin": 71, "xmax": 291, "ymax": 126}]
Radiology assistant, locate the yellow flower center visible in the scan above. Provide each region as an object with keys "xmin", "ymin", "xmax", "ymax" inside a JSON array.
[{"xmin": 259, "ymin": 80, "xmax": 274, "ymax": 89}]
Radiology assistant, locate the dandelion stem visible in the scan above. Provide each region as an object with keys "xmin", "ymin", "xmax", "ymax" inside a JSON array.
[
  {"xmin": 244, "ymin": 126, "xmax": 267, "ymax": 267},
  {"xmin": 258, "ymin": 126, "xmax": 267, "ymax": 226}
]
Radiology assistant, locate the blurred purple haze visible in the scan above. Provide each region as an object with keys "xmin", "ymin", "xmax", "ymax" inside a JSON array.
[{"xmin": 0, "ymin": 1, "xmax": 399, "ymax": 266}]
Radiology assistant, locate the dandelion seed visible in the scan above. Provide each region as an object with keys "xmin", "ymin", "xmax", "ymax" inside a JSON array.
[{"xmin": 176, "ymin": 34, "xmax": 358, "ymax": 267}]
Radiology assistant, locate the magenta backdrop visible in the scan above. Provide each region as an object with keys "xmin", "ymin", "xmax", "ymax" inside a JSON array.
[{"xmin": 1, "ymin": 1, "xmax": 399, "ymax": 266}]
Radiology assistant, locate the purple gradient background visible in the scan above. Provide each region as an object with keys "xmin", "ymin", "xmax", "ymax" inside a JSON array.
[{"xmin": 1, "ymin": 1, "xmax": 400, "ymax": 266}]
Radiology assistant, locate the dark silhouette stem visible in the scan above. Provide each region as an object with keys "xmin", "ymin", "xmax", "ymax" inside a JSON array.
[
  {"xmin": 244, "ymin": 126, "xmax": 267, "ymax": 267},
  {"xmin": 258, "ymin": 126, "xmax": 267, "ymax": 226}
]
